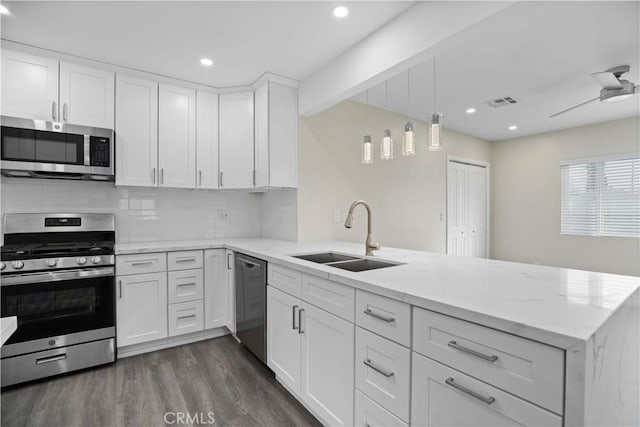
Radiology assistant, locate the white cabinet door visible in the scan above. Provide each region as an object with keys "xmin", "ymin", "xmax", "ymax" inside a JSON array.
[
  {"xmin": 196, "ymin": 90, "xmax": 220, "ymax": 189},
  {"xmin": 116, "ymin": 272, "xmax": 168, "ymax": 347},
  {"xmin": 267, "ymin": 286, "xmax": 302, "ymax": 395},
  {"xmin": 219, "ymin": 91, "xmax": 254, "ymax": 189},
  {"xmin": 301, "ymin": 303, "xmax": 355, "ymax": 427},
  {"xmin": 158, "ymin": 83, "xmax": 196, "ymax": 188},
  {"xmin": 1, "ymin": 50, "xmax": 59, "ymax": 121},
  {"xmin": 411, "ymin": 352, "xmax": 562, "ymax": 427},
  {"xmin": 59, "ymin": 62, "xmax": 114, "ymax": 128},
  {"xmin": 204, "ymin": 249, "xmax": 228, "ymax": 329},
  {"xmin": 225, "ymin": 250, "xmax": 236, "ymax": 333},
  {"xmin": 253, "ymin": 82, "xmax": 298, "ymax": 188},
  {"xmin": 115, "ymin": 75, "xmax": 158, "ymax": 187}
]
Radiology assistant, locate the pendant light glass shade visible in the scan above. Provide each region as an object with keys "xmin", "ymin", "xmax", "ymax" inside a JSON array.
[
  {"xmin": 402, "ymin": 121, "xmax": 416, "ymax": 156},
  {"xmin": 381, "ymin": 128, "xmax": 393, "ymax": 160},
  {"xmin": 428, "ymin": 113, "xmax": 443, "ymax": 151},
  {"xmin": 362, "ymin": 134, "xmax": 373, "ymax": 164}
]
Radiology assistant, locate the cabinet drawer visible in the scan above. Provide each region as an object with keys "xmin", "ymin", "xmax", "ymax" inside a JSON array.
[
  {"xmin": 268, "ymin": 264, "xmax": 302, "ymax": 298},
  {"xmin": 116, "ymin": 253, "xmax": 167, "ymax": 275},
  {"xmin": 356, "ymin": 327, "xmax": 410, "ymax": 422},
  {"xmin": 413, "ymin": 307, "xmax": 564, "ymax": 415},
  {"xmin": 302, "ymin": 274, "xmax": 355, "ymax": 322},
  {"xmin": 168, "ymin": 250, "xmax": 203, "ymax": 270},
  {"xmin": 168, "ymin": 268, "xmax": 203, "ymax": 304},
  {"xmin": 411, "ymin": 352, "xmax": 562, "ymax": 427},
  {"xmin": 356, "ymin": 290, "xmax": 411, "ymax": 347},
  {"xmin": 355, "ymin": 390, "xmax": 407, "ymax": 427},
  {"xmin": 169, "ymin": 300, "xmax": 204, "ymax": 337}
]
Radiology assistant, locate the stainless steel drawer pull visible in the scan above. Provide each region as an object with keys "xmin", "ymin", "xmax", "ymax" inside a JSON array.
[
  {"xmin": 177, "ymin": 314, "xmax": 197, "ymax": 320},
  {"xmin": 448, "ymin": 341, "xmax": 498, "ymax": 362},
  {"xmin": 131, "ymin": 261, "xmax": 154, "ymax": 266},
  {"xmin": 175, "ymin": 257, "xmax": 196, "ymax": 262},
  {"xmin": 292, "ymin": 305, "xmax": 299, "ymax": 330},
  {"xmin": 363, "ymin": 358, "xmax": 394, "ymax": 377},
  {"xmin": 177, "ymin": 282, "xmax": 195, "ymax": 287},
  {"xmin": 36, "ymin": 354, "xmax": 67, "ymax": 365},
  {"xmin": 445, "ymin": 377, "xmax": 495, "ymax": 405},
  {"xmin": 298, "ymin": 308, "xmax": 305, "ymax": 334},
  {"xmin": 364, "ymin": 308, "xmax": 395, "ymax": 323}
]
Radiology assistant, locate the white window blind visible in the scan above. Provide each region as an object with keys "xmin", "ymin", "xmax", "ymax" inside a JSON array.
[{"xmin": 561, "ymin": 156, "xmax": 640, "ymax": 237}]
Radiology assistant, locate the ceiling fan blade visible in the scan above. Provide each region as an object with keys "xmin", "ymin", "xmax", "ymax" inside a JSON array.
[
  {"xmin": 549, "ymin": 97, "xmax": 600, "ymax": 118},
  {"xmin": 591, "ymin": 72, "xmax": 623, "ymax": 89}
]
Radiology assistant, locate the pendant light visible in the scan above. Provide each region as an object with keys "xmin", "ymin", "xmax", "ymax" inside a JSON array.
[
  {"xmin": 428, "ymin": 57, "xmax": 443, "ymax": 151},
  {"xmin": 362, "ymin": 90, "xmax": 373, "ymax": 164},
  {"xmin": 402, "ymin": 69, "xmax": 416, "ymax": 156},
  {"xmin": 381, "ymin": 81, "xmax": 394, "ymax": 160}
]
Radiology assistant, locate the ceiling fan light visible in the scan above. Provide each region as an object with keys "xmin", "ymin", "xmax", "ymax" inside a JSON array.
[{"xmin": 601, "ymin": 93, "xmax": 634, "ymax": 103}]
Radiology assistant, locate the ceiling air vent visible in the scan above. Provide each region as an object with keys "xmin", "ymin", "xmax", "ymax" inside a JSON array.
[{"xmin": 486, "ymin": 96, "xmax": 520, "ymax": 108}]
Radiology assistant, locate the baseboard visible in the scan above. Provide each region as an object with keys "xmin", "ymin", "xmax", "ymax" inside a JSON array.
[{"xmin": 117, "ymin": 327, "xmax": 231, "ymax": 358}]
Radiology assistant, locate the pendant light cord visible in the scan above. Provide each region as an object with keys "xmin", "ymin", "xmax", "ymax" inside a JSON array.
[
  {"xmin": 407, "ymin": 69, "xmax": 411, "ymax": 123},
  {"xmin": 433, "ymin": 57, "xmax": 437, "ymax": 113}
]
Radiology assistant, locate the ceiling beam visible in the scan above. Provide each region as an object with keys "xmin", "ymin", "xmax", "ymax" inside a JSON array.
[{"xmin": 298, "ymin": 1, "xmax": 514, "ymax": 117}]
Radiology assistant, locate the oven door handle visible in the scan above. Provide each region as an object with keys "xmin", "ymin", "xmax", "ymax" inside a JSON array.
[{"xmin": 1, "ymin": 267, "xmax": 115, "ymax": 286}]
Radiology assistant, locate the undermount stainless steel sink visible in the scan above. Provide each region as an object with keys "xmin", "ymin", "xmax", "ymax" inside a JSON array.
[{"xmin": 291, "ymin": 252, "xmax": 404, "ymax": 272}]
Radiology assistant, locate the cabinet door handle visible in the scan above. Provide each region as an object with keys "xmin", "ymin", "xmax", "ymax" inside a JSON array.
[
  {"xmin": 227, "ymin": 253, "xmax": 232, "ymax": 270},
  {"xmin": 363, "ymin": 308, "xmax": 395, "ymax": 323},
  {"xmin": 253, "ymin": 170, "xmax": 256, "ymax": 186},
  {"xmin": 445, "ymin": 377, "xmax": 495, "ymax": 405},
  {"xmin": 118, "ymin": 280, "xmax": 122, "ymax": 298},
  {"xmin": 298, "ymin": 308, "xmax": 305, "ymax": 334},
  {"xmin": 62, "ymin": 103, "xmax": 68, "ymax": 122},
  {"xmin": 447, "ymin": 341, "xmax": 498, "ymax": 363},
  {"xmin": 199, "ymin": 170, "xmax": 202, "ymax": 186},
  {"xmin": 52, "ymin": 101, "xmax": 57, "ymax": 121},
  {"xmin": 363, "ymin": 358, "xmax": 394, "ymax": 377},
  {"xmin": 152, "ymin": 167, "xmax": 156, "ymax": 184},
  {"xmin": 219, "ymin": 171, "xmax": 224, "ymax": 188},
  {"xmin": 160, "ymin": 168, "xmax": 164, "ymax": 184},
  {"xmin": 292, "ymin": 305, "xmax": 299, "ymax": 330}
]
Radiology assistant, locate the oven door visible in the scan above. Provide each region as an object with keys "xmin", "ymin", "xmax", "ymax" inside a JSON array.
[{"xmin": 1, "ymin": 267, "xmax": 115, "ymax": 357}]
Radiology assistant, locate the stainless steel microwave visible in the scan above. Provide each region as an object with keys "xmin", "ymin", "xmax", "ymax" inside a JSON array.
[{"xmin": 0, "ymin": 116, "xmax": 114, "ymax": 181}]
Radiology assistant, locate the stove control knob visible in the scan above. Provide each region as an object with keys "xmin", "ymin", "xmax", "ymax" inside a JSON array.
[
  {"xmin": 0, "ymin": 262, "xmax": 5, "ymax": 271},
  {"xmin": 77, "ymin": 257, "xmax": 87, "ymax": 266},
  {"xmin": 11, "ymin": 261, "xmax": 24, "ymax": 270},
  {"xmin": 91, "ymin": 256, "xmax": 102, "ymax": 265},
  {"xmin": 46, "ymin": 259, "xmax": 58, "ymax": 268}
]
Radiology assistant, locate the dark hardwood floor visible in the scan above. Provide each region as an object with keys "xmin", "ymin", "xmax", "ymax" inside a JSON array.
[{"xmin": 1, "ymin": 336, "xmax": 321, "ymax": 427}]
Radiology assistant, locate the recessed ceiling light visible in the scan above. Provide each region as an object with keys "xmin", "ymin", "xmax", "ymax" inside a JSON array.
[
  {"xmin": 200, "ymin": 58, "xmax": 213, "ymax": 67},
  {"xmin": 466, "ymin": 108, "xmax": 476, "ymax": 114},
  {"xmin": 333, "ymin": 6, "xmax": 349, "ymax": 18},
  {"xmin": 0, "ymin": 5, "xmax": 10, "ymax": 14},
  {"xmin": 508, "ymin": 125, "xmax": 518, "ymax": 131}
]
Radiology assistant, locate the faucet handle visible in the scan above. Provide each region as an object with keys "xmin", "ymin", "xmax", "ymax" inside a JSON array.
[{"xmin": 368, "ymin": 242, "xmax": 381, "ymax": 252}]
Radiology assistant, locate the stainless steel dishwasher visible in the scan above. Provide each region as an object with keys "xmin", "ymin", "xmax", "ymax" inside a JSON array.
[{"xmin": 235, "ymin": 253, "xmax": 267, "ymax": 364}]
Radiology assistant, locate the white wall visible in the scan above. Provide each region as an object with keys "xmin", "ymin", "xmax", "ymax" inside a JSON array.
[
  {"xmin": 491, "ymin": 116, "xmax": 640, "ymax": 276},
  {"xmin": 0, "ymin": 178, "xmax": 267, "ymax": 243},
  {"xmin": 298, "ymin": 100, "xmax": 492, "ymax": 253}
]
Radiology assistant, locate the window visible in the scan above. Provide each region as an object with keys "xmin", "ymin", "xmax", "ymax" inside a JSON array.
[{"xmin": 561, "ymin": 155, "xmax": 640, "ymax": 237}]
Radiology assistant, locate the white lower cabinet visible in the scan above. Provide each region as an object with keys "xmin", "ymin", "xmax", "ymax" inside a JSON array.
[
  {"xmin": 169, "ymin": 300, "xmax": 204, "ymax": 337},
  {"xmin": 411, "ymin": 352, "xmax": 562, "ymax": 427},
  {"xmin": 204, "ymin": 249, "xmax": 229, "ymax": 330},
  {"xmin": 225, "ymin": 250, "xmax": 236, "ymax": 333},
  {"xmin": 116, "ymin": 272, "xmax": 168, "ymax": 347},
  {"xmin": 266, "ymin": 284, "xmax": 354, "ymax": 427},
  {"xmin": 355, "ymin": 390, "xmax": 407, "ymax": 427}
]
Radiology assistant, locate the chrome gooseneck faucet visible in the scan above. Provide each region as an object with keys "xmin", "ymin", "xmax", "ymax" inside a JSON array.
[{"xmin": 344, "ymin": 200, "xmax": 381, "ymax": 256}]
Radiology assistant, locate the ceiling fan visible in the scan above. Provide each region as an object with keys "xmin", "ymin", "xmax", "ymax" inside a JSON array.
[{"xmin": 550, "ymin": 65, "xmax": 639, "ymax": 118}]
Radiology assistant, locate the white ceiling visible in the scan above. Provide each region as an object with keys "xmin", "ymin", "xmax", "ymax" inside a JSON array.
[
  {"xmin": 352, "ymin": 1, "xmax": 640, "ymax": 141},
  {"xmin": 0, "ymin": 1, "xmax": 415, "ymax": 87}
]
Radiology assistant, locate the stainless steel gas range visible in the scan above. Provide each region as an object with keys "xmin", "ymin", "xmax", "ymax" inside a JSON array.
[{"xmin": 1, "ymin": 213, "xmax": 116, "ymax": 387}]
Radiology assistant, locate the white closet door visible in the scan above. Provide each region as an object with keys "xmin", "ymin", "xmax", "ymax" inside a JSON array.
[
  {"xmin": 447, "ymin": 161, "xmax": 487, "ymax": 258},
  {"xmin": 447, "ymin": 162, "xmax": 468, "ymax": 256}
]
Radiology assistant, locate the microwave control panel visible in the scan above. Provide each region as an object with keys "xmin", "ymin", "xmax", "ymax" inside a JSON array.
[{"xmin": 90, "ymin": 136, "xmax": 111, "ymax": 167}]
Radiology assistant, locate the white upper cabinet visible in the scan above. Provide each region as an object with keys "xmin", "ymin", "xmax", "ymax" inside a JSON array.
[
  {"xmin": 115, "ymin": 75, "xmax": 159, "ymax": 187},
  {"xmin": 219, "ymin": 91, "xmax": 254, "ymax": 189},
  {"xmin": 254, "ymin": 81, "xmax": 298, "ymax": 188},
  {"xmin": 158, "ymin": 83, "xmax": 197, "ymax": 188},
  {"xmin": 1, "ymin": 50, "xmax": 59, "ymax": 121},
  {"xmin": 196, "ymin": 91, "xmax": 220, "ymax": 189},
  {"xmin": 59, "ymin": 62, "xmax": 114, "ymax": 128}
]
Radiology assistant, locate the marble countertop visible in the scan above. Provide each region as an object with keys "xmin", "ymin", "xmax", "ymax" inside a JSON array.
[
  {"xmin": 116, "ymin": 239, "xmax": 640, "ymax": 349},
  {"xmin": 1, "ymin": 316, "xmax": 17, "ymax": 346}
]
